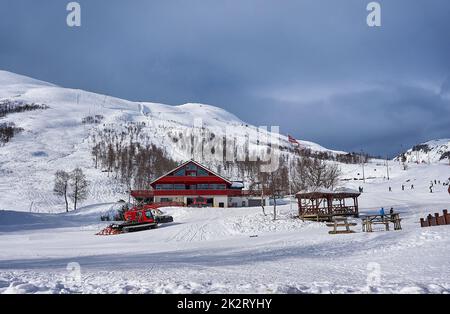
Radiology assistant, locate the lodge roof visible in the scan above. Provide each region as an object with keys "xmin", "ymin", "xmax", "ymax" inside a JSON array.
[{"xmin": 149, "ymin": 159, "xmax": 233, "ymax": 186}]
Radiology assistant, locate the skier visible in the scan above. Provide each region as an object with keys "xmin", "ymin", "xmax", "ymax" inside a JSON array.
[
  {"xmin": 411, "ymin": 184, "xmax": 414, "ymax": 189},
  {"xmin": 389, "ymin": 186, "xmax": 392, "ymax": 192},
  {"xmin": 429, "ymin": 186, "xmax": 433, "ymax": 193},
  {"xmin": 402, "ymin": 185, "xmax": 404, "ymax": 191},
  {"xmin": 380, "ymin": 207, "xmax": 385, "ymax": 217}
]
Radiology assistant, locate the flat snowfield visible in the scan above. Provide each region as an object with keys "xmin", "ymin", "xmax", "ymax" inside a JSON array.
[{"xmin": 0, "ymin": 163, "xmax": 449, "ymax": 294}]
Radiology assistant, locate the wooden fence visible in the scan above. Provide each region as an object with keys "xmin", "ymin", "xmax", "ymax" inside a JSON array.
[{"xmin": 420, "ymin": 209, "xmax": 450, "ymax": 227}]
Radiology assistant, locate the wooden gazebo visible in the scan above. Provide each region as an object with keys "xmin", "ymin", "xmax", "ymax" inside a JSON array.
[{"xmin": 295, "ymin": 187, "xmax": 361, "ymax": 221}]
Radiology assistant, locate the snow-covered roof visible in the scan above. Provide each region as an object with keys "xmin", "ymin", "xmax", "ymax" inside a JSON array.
[
  {"xmin": 296, "ymin": 187, "xmax": 360, "ymax": 197},
  {"xmin": 333, "ymin": 187, "xmax": 360, "ymax": 194},
  {"xmin": 296, "ymin": 187, "xmax": 334, "ymax": 195},
  {"xmin": 231, "ymin": 181, "xmax": 244, "ymax": 189}
]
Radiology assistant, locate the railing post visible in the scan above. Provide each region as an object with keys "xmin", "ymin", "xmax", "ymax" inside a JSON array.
[
  {"xmin": 427, "ymin": 214, "xmax": 433, "ymax": 226},
  {"xmin": 420, "ymin": 218, "xmax": 425, "ymax": 227},
  {"xmin": 443, "ymin": 209, "xmax": 449, "ymax": 225},
  {"xmin": 435, "ymin": 213, "xmax": 440, "ymax": 226}
]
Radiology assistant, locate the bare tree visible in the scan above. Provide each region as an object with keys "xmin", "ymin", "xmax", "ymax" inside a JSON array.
[
  {"xmin": 258, "ymin": 161, "xmax": 289, "ymax": 220},
  {"xmin": 304, "ymin": 159, "xmax": 340, "ymax": 189},
  {"xmin": 70, "ymin": 168, "xmax": 89, "ymax": 211},
  {"xmin": 291, "ymin": 157, "xmax": 341, "ymax": 191},
  {"xmin": 54, "ymin": 170, "xmax": 70, "ymax": 212}
]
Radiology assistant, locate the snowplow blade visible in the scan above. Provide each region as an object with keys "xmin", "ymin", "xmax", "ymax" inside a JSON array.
[{"xmin": 96, "ymin": 224, "xmax": 123, "ymax": 236}]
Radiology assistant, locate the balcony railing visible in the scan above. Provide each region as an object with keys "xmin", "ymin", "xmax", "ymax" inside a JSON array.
[{"xmin": 131, "ymin": 189, "xmax": 263, "ymax": 198}]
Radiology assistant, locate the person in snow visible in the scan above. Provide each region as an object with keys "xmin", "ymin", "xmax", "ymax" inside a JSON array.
[
  {"xmin": 429, "ymin": 186, "xmax": 433, "ymax": 193},
  {"xmin": 380, "ymin": 207, "xmax": 385, "ymax": 216},
  {"xmin": 389, "ymin": 186, "xmax": 392, "ymax": 192},
  {"xmin": 411, "ymin": 184, "xmax": 414, "ymax": 189},
  {"xmin": 402, "ymin": 185, "xmax": 405, "ymax": 191}
]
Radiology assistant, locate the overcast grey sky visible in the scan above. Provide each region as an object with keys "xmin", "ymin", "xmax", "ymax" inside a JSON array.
[{"xmin": 1, "ymin": 0, "xmax": 449, "ymax": 156}]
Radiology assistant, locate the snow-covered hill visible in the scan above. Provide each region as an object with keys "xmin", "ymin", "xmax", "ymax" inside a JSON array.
[
  {"xmin": 0, "ymin": 70, "xmax": 341, "ymax": 213},
  {"xmin": 395, "ymin": 139, "xmax": 450, "ymax": 164}
]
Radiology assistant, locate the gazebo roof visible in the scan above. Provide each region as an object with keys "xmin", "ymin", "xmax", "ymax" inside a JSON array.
[{"xmin": 296, "ymin": 187, "xmax": 360, "ymax": 199}]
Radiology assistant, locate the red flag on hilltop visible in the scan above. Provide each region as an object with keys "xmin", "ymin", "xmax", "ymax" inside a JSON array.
[{"xmin": 288, "ymin": 134, "xmax": 300, "ymax": 146}]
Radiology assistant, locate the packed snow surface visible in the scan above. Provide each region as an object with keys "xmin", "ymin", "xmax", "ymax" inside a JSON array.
[{"xmin": 0, "ymin": 162, "xmax": 449, "ymax": 294}]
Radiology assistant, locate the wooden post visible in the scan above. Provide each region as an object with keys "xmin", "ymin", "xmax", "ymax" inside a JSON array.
[
  {"xmin": 298, "ymin": 196, "xmax": 302, "ymax": 217},
  {"xmin": 327, "ymin": 196, "xmax": 333, "ymax": 216},
  {"xmin": 420, "ymin": 218, "xmax": 425, "ymax": 227},
  {"xmin": 427, "ymin": 214, "xmax": 433, "ymax": 226},
  {"xmin": 435, "ymin": 213, "xmax": 440, "ymax": 226},
  {"xmin": 443, "ymin": 209, "xmax": 448, "ymax": 225}
]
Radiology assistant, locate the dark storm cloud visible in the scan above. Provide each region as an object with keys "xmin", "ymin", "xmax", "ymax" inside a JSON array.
[{"xmin": 1, "ymin": 0, "xmax": 449, "ymax": 156}]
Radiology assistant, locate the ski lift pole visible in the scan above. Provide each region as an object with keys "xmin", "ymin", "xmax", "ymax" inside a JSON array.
[{"xmin": 288, "ymin": 152, "xmax": 293, "ymax": 211}]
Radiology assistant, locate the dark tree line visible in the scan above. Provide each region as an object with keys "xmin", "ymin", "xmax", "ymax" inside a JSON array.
[
  {"xmin": 289, "ymin": 147, "xmax": 369, "ymax": 164},
  {"xmin": 0, "ymin": 100, "xmax": 48, "ymax": 117},
  {"xmin": 0, "ymin": 122, "xmax": 23, "ymax": 144},
  {"xmin": 82, "ymin": 115, "xmax": 104, "ymax": 124}
]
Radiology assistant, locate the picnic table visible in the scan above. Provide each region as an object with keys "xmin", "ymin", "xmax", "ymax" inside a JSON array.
[
  {"xmin": 326, "ymin": 216, "xmax": 357, "ymax": 234},
  {"xmin": 361, "ymin": 213, "xmax": 402, "ymax": 232}
]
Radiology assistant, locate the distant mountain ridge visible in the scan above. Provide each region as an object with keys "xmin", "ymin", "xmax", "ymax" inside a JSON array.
[{"xmin": 395, "ymin": 139, "xmax": 450, "ymax": 164}]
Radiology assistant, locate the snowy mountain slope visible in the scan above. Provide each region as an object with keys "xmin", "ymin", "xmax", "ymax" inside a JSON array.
[
  {"xmin": 395, "ymin": 139, "xmax": 450, "ymax": 164},
  {"xmin": 0, "ymin": 70, "xmax": 342, "ymax": 213}
]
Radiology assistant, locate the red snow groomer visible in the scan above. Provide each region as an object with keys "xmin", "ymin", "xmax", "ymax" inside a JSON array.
[{"xmin": 96, "ymin": 202, "xmax": 181, "ymax": 236}]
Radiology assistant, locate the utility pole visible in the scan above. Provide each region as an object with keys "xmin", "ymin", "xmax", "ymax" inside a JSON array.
[
  {"xmin": 386, "ymin": 155, "xmax": 390, "ymax": 180},
  {"xmin": 361, "ymin": 149, "xmax": 366, "ymax": 183},
  {"xmin": 288, "ymin": 153, "xmax": 293, "ymax": 211}
]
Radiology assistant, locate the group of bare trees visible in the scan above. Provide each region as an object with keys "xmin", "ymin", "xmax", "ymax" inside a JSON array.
[
  {"xmin": 291, "ymin": 157, "xmax": 341, "ymax": 192},
  {"xmin": 54, "ymin": 168, "xmax": 89, "ymax": 212},
  {"xmin": 90, "ymin": 124, "xmax": 177, "ymax": 190},
  {"xmin": 0, "ymin": 100, "xmax": 48, "ymax": 118},
  {"xmin": 0, "ymin": 122, "xmax": 23, "ymax": 145},
  {"xmin": 282, "ymin": 145, "xmax": 369, "ymax": 164},
  {"xmin": 248, "ymin": 155, "xmax": 341, "ymax": 196},
  {"xmin": 243, "ymin": 154, "xmax": 341, "ymax": 219}
]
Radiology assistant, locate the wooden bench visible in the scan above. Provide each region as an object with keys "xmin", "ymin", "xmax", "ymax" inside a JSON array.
[
  {"xmin": 362, "ymin": 213, "xmax": 402, "ymax": 232},
  {"xmin": 327, "ymin": 217, "xmax": 357, "ymax": 234}
]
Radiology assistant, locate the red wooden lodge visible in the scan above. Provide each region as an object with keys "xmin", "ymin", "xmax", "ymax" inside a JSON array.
[{"xmin": 131, "ymin": 160, "xmax": 267, "ymax": 208}]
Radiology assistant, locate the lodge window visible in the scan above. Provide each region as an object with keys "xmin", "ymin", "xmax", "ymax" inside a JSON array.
[
  {"xmin": 156, "ymin": 184, "xmax": 173, "ymax": 190},
  {"xmin": 198, "ymin": 184, "xmax": 209, "ymax": 190},
  {"xmin": 187, "ymin": 171, "xmax": 197, "ymax": 176},
  {"xmin": 186, "ymin": 164, "xmax": 197, "ymax": 171},
  {"xmin": 197, "ymin": 168, "xmax": 209, "ymax": 176},
  {"xmin": 173, "ymin": 168, "xmax": 186, "ymax": 176},
  {"xmin": 210, "ymin": 184, "xmax": 226, "ymax": 190},
  {"xmin": 174, "ymin": 184, "xmax": 186, "ymax": 190}
]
